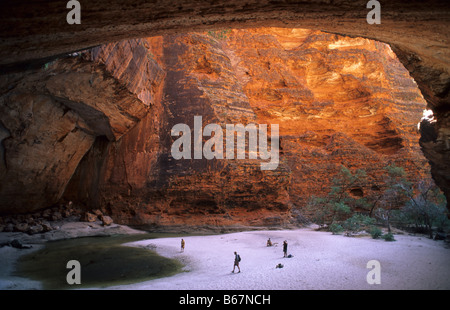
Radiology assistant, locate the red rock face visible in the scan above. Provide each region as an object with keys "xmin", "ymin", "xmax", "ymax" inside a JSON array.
[
  {"xmin": 1, "ymin": 0, "xmax": 448, "ymax": 215},
  {"xmin": 223, "ymin": 28, "xmax": 430, "ymax": 211},
  {"xmin": 0, "ymin": 27, "xmax": 434, "ymax": 227},
  {"xmin": 0, "ymin": 57, "xmax": 152, "ymax": 213},
  {"xmin": 63, "ymin": 28, "xmax": 432, "ymax": 227},
  {"xmin": 66, "ymin": 34, "xmax": 292, "ymax": 227}
]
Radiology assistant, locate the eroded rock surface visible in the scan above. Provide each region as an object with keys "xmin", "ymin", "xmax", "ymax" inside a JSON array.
[
  {"xmin": 1, "ymin": 1, "xmax": 448, "ymax": 212},
  {"xmin": 61, "ymin": 29, "xmax": 434, "ymax": 227},
  {"xmin": 0, "ymin": 39, "xmax": 163, "ymax": 213}
]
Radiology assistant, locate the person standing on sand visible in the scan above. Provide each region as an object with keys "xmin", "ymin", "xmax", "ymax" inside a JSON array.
[
  {"xmin": 181, "ymin": 239, "xmax": 185, "ymax": 252},
  {"xmin": 232, "ymin": 251, "xmax": 241, "ymax": 273},
  {"xmin": 283, "ymin": 240, "xmax": 288, "ymax": 257}
]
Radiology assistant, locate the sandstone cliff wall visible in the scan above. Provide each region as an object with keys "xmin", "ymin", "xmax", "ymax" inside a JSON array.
[
  {"xmin": 65, "ymin": 29, "xmax": 432, "ymax": 226},
  {"xmin": 0, "ymin": 29, "xmax": 435, "ymax": 228}
]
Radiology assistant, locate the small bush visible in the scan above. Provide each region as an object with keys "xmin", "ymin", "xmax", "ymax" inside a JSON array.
[
  {"xmin": 207, "ymin": 28, "xmax": 231, "ymax": 41},
  {"xmin": 342, "ymin": 213, "xmax": 375, "ymax": 234},
  {"xmin": 382, "ymin": 232, "xmax": 396, "ymax": 241},
  {"xmin": 329, "ymin": 223, "xmax": 344, "ymax": 235},
  {"xmin": 369, "ymin": 226, "xmax": 382, "ymax": 239}
]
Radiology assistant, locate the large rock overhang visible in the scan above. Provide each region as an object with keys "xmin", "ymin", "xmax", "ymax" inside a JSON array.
[
  {"xmin": 0, "ymin": 0, "xmax": 449, "ymax": 208},
  {"xmin": 1, "ymin": 1, "xmax": 448, "ymax": 107}
]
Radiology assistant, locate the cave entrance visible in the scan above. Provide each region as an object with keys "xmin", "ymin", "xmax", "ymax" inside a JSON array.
[{"xmin": 1, "ymin": 0, "xmax": 448, "ymax": 219}]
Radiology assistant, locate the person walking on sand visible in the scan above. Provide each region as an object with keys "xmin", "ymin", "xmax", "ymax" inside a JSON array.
[
  {"xmin": 181, "ymin": 239, "xmax": 185, "ymax": 252},
  {"xmin": 283, "ymin": 240, "xmax": 288, "ymax": 257},
  {"xmin": 232, "ymin": 251, "xmax": 241, "ymax": 273}
]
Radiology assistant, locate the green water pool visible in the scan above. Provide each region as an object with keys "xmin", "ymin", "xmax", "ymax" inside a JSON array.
[{"xmin": 14, "ymin": 233, "xmax": 185, "ymax": 289}]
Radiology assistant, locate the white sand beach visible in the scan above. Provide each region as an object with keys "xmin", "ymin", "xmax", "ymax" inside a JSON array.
[
  {"xmin": 1, "ymin": 225, "xmax": 449, "ymax": 290},
  {"xmin": 112, "ymin": 227, "xmax": 450, "ymax": 290}
]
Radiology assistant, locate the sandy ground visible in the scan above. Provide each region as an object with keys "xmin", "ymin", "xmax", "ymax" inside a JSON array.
[
  {"xmin": 114, "ymin": 227, "xmax": 450, "ymax": 290},
  {"xmin": 1, "ymin": 225, "xmax": 449, "ymax": 290},
  {"xmin": 0, "ymin": 244, "xmax": 44, "ymax": 290}
]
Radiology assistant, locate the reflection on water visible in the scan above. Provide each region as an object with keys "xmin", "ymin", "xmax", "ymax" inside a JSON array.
[{"xmin": 14, "ymin": 233, "xmax": 184, "ymax": 289}]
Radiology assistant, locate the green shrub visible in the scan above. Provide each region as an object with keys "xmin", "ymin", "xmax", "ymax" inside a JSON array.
[
  {"xmin": 207, "ymin": 28, "xmax": 231, "ymax": 41},
  {"xmin": 381, "ymin": 232, "xmax": 396, "ymax": 241},
  {"xmin": 369, "ymin": 226, "xmax": 382, "ymax": 239},
  {"xmin": 306, "ymin": 166, "xmax": 368, "ymax": 229},
  {"xmin": 306, "ymin": 195, "xmax": 330, "ymax": 228},
  {"xmin": 397, "ymin": 183, "xmax": 449, "ymax": 238},
  {"xmin": 343, "ymin": 213, "xmax": 375, "ymax": 234},
  {"xmin": 329, "ymin": 223, "xmax": 344, "ymax": 235},
  {"xmin": 332, "ymin": 202, "xmax": 351, "ymax": 223}
]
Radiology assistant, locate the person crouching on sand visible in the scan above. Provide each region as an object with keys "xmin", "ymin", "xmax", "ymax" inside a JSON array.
[{"xmin": 232, "ymin": 251, "xmax": 241, "ymax": 273}]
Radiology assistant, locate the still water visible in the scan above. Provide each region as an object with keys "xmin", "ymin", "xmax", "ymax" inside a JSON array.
[{"xmin": 14, "ymin": 233, "xmax": 185, "ymax": 289}]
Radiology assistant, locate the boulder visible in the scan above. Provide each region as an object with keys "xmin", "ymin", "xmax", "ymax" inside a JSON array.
[
  {"xmin": 51, "ymin": 211, "xmax": 62, "ymax": 221},
  {"xmin": 4, "ymin": 223, "xmax": 14, "ymax": 232},
  {"xmin": 42, "ymin": 209, "xmax": 52, "ymax": 220},
  {"xmin": 10, "ymin": 239, "xmax": 32, "ymax": 249},
  {"xmin": 92, "ymin": 209, "xmax": 103, "ymax": 217},
  {"xmin": 40, "ymin": 221, "xmax": 53, "ymax": 232},
  {"xmin": 82, "ymin": 212, "xmax": 98, "ymax": 222},
  {"xmin": 28, "ymin": 224, "xmax": 44, "ymax": 235},
  {"xmin": 14, "ymin": 222, "xmax": 29, "ymax": 232},
  {"xmin": 100, "ymin": 215, "xmax": 113, "ymax": 226}
]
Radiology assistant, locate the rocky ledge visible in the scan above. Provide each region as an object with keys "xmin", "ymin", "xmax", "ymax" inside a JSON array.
[{"xmin": 0, "ymin": 201, "xmax": 137, "ymax": 247}]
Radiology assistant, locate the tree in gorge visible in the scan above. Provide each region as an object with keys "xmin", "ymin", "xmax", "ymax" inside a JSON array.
[{"xmin": 307, "ymin": 165, "xmax": 369, "ymax": 230}]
